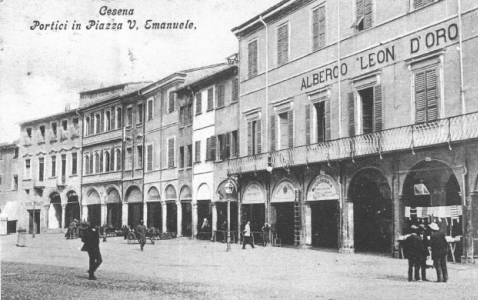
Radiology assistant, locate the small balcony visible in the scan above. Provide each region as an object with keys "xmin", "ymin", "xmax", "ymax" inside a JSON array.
[
  {"xmin": 228, "ymin": 111, "xmax": 478, "ymax": 175},
  {"xmin": 82, "ymin": 171, "xmax": 122, "ymax": 184},
  {"xmin": 83, "ymin": 129, "xmax": 122, "ymax": 146}
]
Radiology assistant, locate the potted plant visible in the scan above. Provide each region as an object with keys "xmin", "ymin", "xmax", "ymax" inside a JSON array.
[{"xmin": 16, "ymin": 227, "xmax": 27, "ymax": 247}]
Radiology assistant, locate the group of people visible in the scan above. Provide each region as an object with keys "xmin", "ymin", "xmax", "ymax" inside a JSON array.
[{"xmin": 405, "ymin": 222, "xmax": 449, "ymax": 283}]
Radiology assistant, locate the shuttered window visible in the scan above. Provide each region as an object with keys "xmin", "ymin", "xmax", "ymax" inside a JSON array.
[
  {"xmin": 207, "ymin": 88, "xmax": 214, "ymax": 111},
  {"xmin": 277, "ymin": 23, "xmax": 289, "ymax": 66},
  {"xmin": 147, "ymin": 145, "xmax": 153, "ymax": 171},
  {"xmin": 231, "ymin": 130, "xmax": 238, "ymax": 157},
  {"xmin": 305, "ymin": 105, "xmax": 311, "ymax": 145},
  {"xmin": 270, "ymin": 115, "xmax": 276, "ymax": 151},
  {"xmin": 348, "ymin": 92, "xmax": 355, "ymax": 137},
  {"xmin": 325, "ymin": 99, "xmax": 331, "ymax": 141},
  {"xmin": 147, "ymin": 100, "xmax": 153, "ymax": 121},
  {"xmin": 217, "ymin": 84, "xmax": 225, "ymax": 108},
  {"xmin": 313, "ymin": 6, "xmax": 326, "ymax": 51},
  {"xmin": 288, "ymin": 111, "xmax": 294, "ymax": 148},
  {"xmin": 196, "ymin": 93, "xmax": 202, "ymax": 115},
  {"xmin": 116, "ymin": 149, "xmax": 121, "ymax": 171},
  {"xmin": 353, "ymin": 0, "xmax": 373, "ymax": 31},
  {"xmin": 195, "ymin": 140, "xmax": 201, "ymax": 162},
  {"xmin": 373, "ymin": 85, "xmax": 383, "ymax": 131},
  {"xmin": 414, "ymin": 0, "xmax": 435, "ymax": 10},
  {"xmin": 111, "ymin": 106, "xmax": 116, "ymax": 129},
  {"xmin": 415, "ymin": 69, "xmax": 438, "ymax": 123},
  {"xmin": 187, "ymin": 145, "xmax": 192, "ymax": 167},
  {"xmin": 206, "ymin": 138, "xmax": 211, "ymax": 160},
  {"xmin": 256, "ymin": 120, "xmax": 262, "ymax": 154},
  {"xmin": 168, "ymin": 138, "xmax": 175, "ymax": 168},
  {"xmin": 210, "ymin": 136, "xmax": 217, "ymax": 161},
  {"xmin": 232, "ymin": 78, "xmax": 239, "ymax": 102},
  {"xmin": 179, "ymin": 146, "xmax": 184, "ymax": 169},
  {"xmin": 137, "ymin": 145, "xmax": 143, "ymax": 169},
  {"xmin": 168, "ymin": 92, "xmax": 175, "ymax": 113},
  {"xmin": 248, "ymin": 40, "xmax": 258, "ymax": 78},
  {"xmin": 247, "ymin": 120, "xmax": 261, "ymax": 155}
]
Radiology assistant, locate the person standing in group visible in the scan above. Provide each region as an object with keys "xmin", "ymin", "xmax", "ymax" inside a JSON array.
[
  {"xmin": 81, "ymin": 222, "xmax": 102, "ymax": 280},
  {"xmin": 418, "ymin": 224, "xmax": 430, "ymax": 281},
  {"xmin": 429, "ymin": 223, "xmax": 449, "ymax": 282},
  {"xmin": 405, "ymin": 225, "xmax": 423, "ymax": 282},
  {"xmin": 137, "ymin": 220, "xmax": 147, "ymax": 251},
  {"xmin": 261, "ymin": 223, "xmax": 271, "ymax": 247},
  {"xmin": 242, "ymin": 220, "xmax": 254, "ymax": 249}
]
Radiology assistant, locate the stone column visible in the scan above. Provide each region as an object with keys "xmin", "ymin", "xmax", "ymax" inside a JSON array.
[
  {"xmin": 101, "ymin": 203, "xmax": 107, "ymax": 226},
  {"xmin": 143, "ymin": 202, "xmax": 148, "ymax": 226},
  {"xmin": 43, "ymin": 204, "xmax": 50, "ymax": 230},
  {"xmin": 463, "ymin": 194, "xmax": 475, "ymax": 263},
  {"xmin": 61, "ymin": 204, "xmax": 66, "ymax": 230},
  {"xmin": 303, "ymin": 202, "xmax": 312, "ymax": 246},
  {"xmin": 192, "ymin": 202, "xmax": 198, "ymax": 238},
  {"xmin": 176, "ymin": 202, "xmax": 182, "ymax": 237},
  {"xmin": 340, "ymin": 199, "xmax": 355, "ymax": 254},
  {"xmin": 162, "ymin": 202, "xmax": 167, "ymax": 233},
  {"xmin": 82, "ymin": 204, "xmax": 88, "ymax": 223},
  {"xmin": 212, "ymin": 203, "xmax": 217, "ymax": 232},
  {"xmin": 122, "ymin": 203, "xmax": 128, "ymax": 227}
]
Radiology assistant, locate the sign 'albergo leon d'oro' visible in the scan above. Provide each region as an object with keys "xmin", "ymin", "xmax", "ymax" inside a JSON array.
[
  {"xmin": 307, "ymin": 175, "xmax": 339, "ymax": 201},
  {"xmin": 300, "ymin": 22, "xmax": 459, "ymax": 90}
]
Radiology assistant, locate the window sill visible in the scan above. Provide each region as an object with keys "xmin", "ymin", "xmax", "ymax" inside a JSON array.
[
  {"xmin": 195, "ymin": 113, "xmax": 202, "ymax": 116},
  {"xmin": 49, "ymin": 176, "xmax": 57, "ymax": 179},
  {"xmin": 215, "ymin": 106, "xmax": 225, "ymax": 111},
  {"xmin": 194, "ymin": 161, "xmax": 201, "ymax": 164},
  {"xmin": 69, "ymin": 174, "xmax": 78, "ymax": 178},
  {"xmin": 136, "ymin": 123, "xmax": 143, "ymax": 127},
  {"xmin": 22, "ymin": 179, "xmax": 32, "ymax": 182},
  {"xmin": 186, "ymin": 167, "xmax": 192, "ymax": 170},
  {"xmin": 206, "ymin": 109, "xmax": 214, "ymax": 112}
]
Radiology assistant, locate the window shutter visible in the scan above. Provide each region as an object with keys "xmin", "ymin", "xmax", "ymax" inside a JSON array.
[
  {"xmin": 100, "ymin": 151, "xmax": 104, "ymax": 172},
  {"xmin": 373, "ymin": 85, "xmax": 383, "ymax": 132},
  {"xmin": 218, "ymin": 85, "xmax": 224, "ymax": 107},
  {"xmin": 348, "ymin": 92, "xmax": 355, "ymax": 137},
  {"xmin": 270, "ymin": 115, "xmax": 276, "ymax": 151},
  {"xmin": 206, "ymin": 138, "xmax": 211, "ymax": 160},
  {"xmin": 111, "ymin": 107, "xmax": 116, "ymax": 129},
  {"xmin": 89, "ymin": 153, "xmax": 94, "ymax": 173},
  {"xmin": 256, "ymin": 120, "xmax": 262, "ymax": 154},
  {"xmin": 364, "ymin": 0, "xmax": 373, "ymax": 30},
  {"xmin": 89, "ymin": 113, "xmax": 94, "ymax": 135},
  {"xmin": 288, "ymin": 110, "xmax": 294, "ymax": 148},
  {"xmin": 247, "ymin": 122, "xmax": 252, "ymax": 155},
  {"xmin": 318, "ymin": 6, "xmax": 326, "ymax": 48},
  {"xmin": 426, "ymin": 69, "xmax": 438, "ymax": 121},
  {"xmin": 325, "ymin": 99, "xmax": 331, "ymax": 141},
  {"xmin": 414, "ymin": 0, "xmax": 422, "ymax": 8},
  {"xmin": 211, "ymin": 136, "xmax": 217, "ymax": 161},
  {"xmin": 168, "ymin": 139, "xmax": 174, "ymax": 168},
  {"xmin": 248, "ymin": 41, "xmax": 258, "ymax": 78},
  {"xmin": 110, "ymin": 147, "xmax": 115, "ymax": 170},
  {"xmin": 225, "ymin": 133, "xmax": 231, "ymax": 159},
  {"xmin": 356, "ymin": 0, "xmax": 364, "ymax": 18},
  {"xmin": 100, "ymin": 109, "xmax": 105, "ymax": 132},
  {"xmin": 196, "ymin": 93, "xmax": 202, "ymax": 115},
  {"xmin": 305, "ymin": 105, "xmax": 311, "ymax": 145},
  {"xmin": 278, "ymin": 24, "xmax": 288, "ymax": 65},
  {"xmin": 415, "ymin": 71, "xmax": 426, "ymax": 123},
  {"xmin": 232, "ymin": 78, "xmax": 239, "ymax": 102},
  {"xmin": 148, "ymin": 100, "xmax": 153, "ymax": 120},
  {"xmin": 85, "ymin": 156, "xmax": 90, "ymax": 175},
  {"xmin": 195, "ymin": 140, "xmax": 201, "ymax": 162},
  {"xmin": 169, "ymin": 92, "xmax": 175, "ymax": 113},
  {"xmin": 207, "ymin": 88, "xmax": 213, "ymax": 110},
  {"xmin": 312, "ymin": 9, "xmax": 319, "ymax": 51},
  {"xmin": 147, "ymin": 145, "xmax": 153, "ymax": 171}
]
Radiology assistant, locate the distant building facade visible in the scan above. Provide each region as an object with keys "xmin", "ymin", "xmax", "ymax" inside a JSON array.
[{"xmin": 0, "ymin": 142, "xmax": 20, "ymax": 234}]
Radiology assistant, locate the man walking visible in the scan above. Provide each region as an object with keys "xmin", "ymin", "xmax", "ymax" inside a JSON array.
[
  {"xmin": 81, "ymin": 222, "xmax": 102, "ymax": 280},
  {"xmin": 429, "ymin": 223, "xmax": 448, "ymax": 282},
  {"xmin": 137, "ymin": 220, "xmax": 147, "ymax": 251},
  {"xmin": 242, "ymin": 220, "xmax": 254, "ymax": 249}
]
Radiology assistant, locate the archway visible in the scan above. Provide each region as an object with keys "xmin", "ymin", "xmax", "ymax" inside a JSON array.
[
  {"xmin": 49, "ymin": 192, "xmax": 62, "ymax": 229},
  {"xmin": 197, "ymin": 183, "xmax": 212, "ymax": 238},
  {"xmin": 180, "ymin": 186, "xmax": 192, "ymax": 237},
  {"xmin": 165, "ymin": 185, "xmax": 177, "ymax": 233},
  {"xmin": 147, "ymin": 187, "xmax": 162, "ymax": 230},
  {"xmin": 270, "ymin": 180, "xmax": 298, "ymax": 245},
  {"xmin": 402, "ymin": 160, "xmax": 462, "ymax": 261},
  {"xmin": 126, "ymin": 186, "xmax": 142, "ymax": 229},
  {"xmin": 349, "ymin": 168, "xmax": 392, "ymax": 253},
  {"xmin": 65, "ymin": 191, "xmax": 80, "ymax": 227},
  {"xmin": 86, "ymin": 190, "xmax": 101, "ymax": 226},
  {"xmin": 107, "ymin": 188, "xmax": 122, "ymax": 229}
]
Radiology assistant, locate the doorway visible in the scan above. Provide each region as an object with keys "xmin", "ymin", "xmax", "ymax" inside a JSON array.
[
  {"xmin": 88, "ymin": 204, "xmax": 101, "ymax": 227},
  {"xmin": 166, "ymin": 202, "xmax": 177, "ymax": 233},
  {"xmin": 147, "ymin": 202, "xmax": 162, "ymax": 230},
  {"xmin": 272, "ymin": 202, "xmax": 295, "ymax": 245},
  {"xmin": 241, "ymin": 204, "xmax": 265, "ymax": 232},
  {"xmin": 181, "ymin": 202, "xmax": 192, "ymax": 237},
  {"xmin": 28, "ymin": 210, "xmax": 40, "ymax": 234},
  {"xmin": 311, "ymin": 201, "xmax": 338, "ymax": 248},
  {"xmin": 128, "ymin": 203, "xmax": 143, "ymax": 229}
]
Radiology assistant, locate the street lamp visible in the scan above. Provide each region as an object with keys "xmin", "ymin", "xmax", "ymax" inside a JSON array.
[{"xmin": 224, "ymin": 180, "xmax": 234, "ymax": 252}]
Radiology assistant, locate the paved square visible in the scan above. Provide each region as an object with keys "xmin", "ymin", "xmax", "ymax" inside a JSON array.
[{"xmin": 2, "ymin": 234, "xmax": 478, "ymax": 299}]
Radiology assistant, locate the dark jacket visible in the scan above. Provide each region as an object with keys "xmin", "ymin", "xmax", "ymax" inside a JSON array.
[
  {"xmin": 405, "ymin": 233, "xmax": 423, "ymax": 259},
  {"xmin": 419, "ymin": 232, "xmax": 430, "ymax": 257},
  {"xmin": 81, "ymin": 227, "xmax": 100, "ymax": 252},
  {"xmin": 430, "ymin": 231, "xmax": 448, "ymax": 259}
]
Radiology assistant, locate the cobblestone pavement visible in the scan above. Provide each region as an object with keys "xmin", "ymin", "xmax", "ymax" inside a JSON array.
[{"xmin": 2, "ymin": 234, "xmax": 478, "ymax": 300}]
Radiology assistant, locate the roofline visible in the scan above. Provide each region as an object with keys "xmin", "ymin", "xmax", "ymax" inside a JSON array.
[
  {"xmin": 175, "ymin": 65, "xmax": 238, "ymax": 94},
  {"xmin": 0, "ymin": 141, "xmax": 19, "ymax": 148},
  {"xmin": 79, "ymin": 82, "xmax": 150, "ymax": 96},
  {"xmin": 231, "ymin": 0, "xmax": 291, "ymax": 34},
  {"xmin": 19, "ymin": 109, "xmax": 80, "ymax": 127},
  {"xmin": 140, "ymin": 73, "xmax": 187, "ymax": 96}
]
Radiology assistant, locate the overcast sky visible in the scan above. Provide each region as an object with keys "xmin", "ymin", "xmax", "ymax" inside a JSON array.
[{"xmin": 0, "ymin": 0, "xmax": 279, "ymax": 143}]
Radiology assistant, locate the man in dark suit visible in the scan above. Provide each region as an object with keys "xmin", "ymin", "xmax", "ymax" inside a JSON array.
[
  {"xmin": 418, "ymin": 224, "xmax": 430, "ymax": 281},
  {"xmin": 429, "ymin": 222, "xmax": 448, "ymax": 283},
  {"xmin": 406, "ymin": 225, "xmax": 423, "ymax": 282},
  {"xmin": 137, "ymin": 220, "xmax": 147, "ymax": 251},
  {"xmin": 81, "ymin": 222, "xmax": 102, "ymax": 280}
]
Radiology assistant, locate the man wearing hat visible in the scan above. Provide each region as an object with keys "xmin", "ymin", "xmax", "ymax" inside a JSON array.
[
  {"xmin": 429, "ymin": 223, "xmax": 448, "ymax": 282},
  {"xmin": 136, "ymin": 220, "xmax": 147, "ymax": 251},
  {"xmin": 405, "ymin": 225, "xmax": 423, "ymax": 282},
  {"xmin": 418, "ymin": 224, "xmax": 430, "ymax": 281}
]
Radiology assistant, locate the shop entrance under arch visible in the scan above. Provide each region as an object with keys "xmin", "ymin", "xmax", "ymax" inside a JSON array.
[
  {"xmin": 126, "ymin": 186, "xmax": 143, "ymax": 229},
  {"xmin": 86, "ymin": 190, "xmax": 101, "ymax": 227},
  {"xmin": 107, "ymin": 189, "xmax": 122, "ymax": 230},
  {"xmin": 270, "ymin": 180, "xmax": 299, "ymax": 246},
  {"xmin": 165, "ymin": 185, "xmax": 177, "ymax": 234},
  {"xmin": 180, "ymin": 186, "xmax": 192, "ymax": 237},
  {"xmin": 49, "ymin": 192, "xmax": 62, "ymax": 229},
  {"xmin": 65, "ymin": 191, "xmax": 80, "ymax": 227},
  {"xmin": 349, "ymin": 168, "xmax": 392, "ymax": 253},
  {"xmin": 401, "ymin": 160, "xmax": 462, "ymax": 262},
  {"xmin": 147, "ymin": 187, "xmax": 162, "ymax": 231}
]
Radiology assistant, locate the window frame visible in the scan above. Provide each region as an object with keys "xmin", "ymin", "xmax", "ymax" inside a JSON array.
[
  {"xmin": 277, "ymin": 22, "xmax": 290, "ymax": 66},
  {"xmin": 147, "ymin": 98, "xmax": 154, "ymax": 121},
  {"xmin": 247, "ymin": 38, "xmax": 259, "ymax": 78}
]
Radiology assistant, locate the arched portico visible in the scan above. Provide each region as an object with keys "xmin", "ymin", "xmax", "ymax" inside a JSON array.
[
  {"xmin": 125, "ymin": 186, "xmax": 142, "ymax": 229},
  {"xmin": 180, "ymin": 186, "xmax": 192, "ymax": 237},
  {"xmin": 48, "ymin": 192, "xmax": 62, "ymax": 229}
]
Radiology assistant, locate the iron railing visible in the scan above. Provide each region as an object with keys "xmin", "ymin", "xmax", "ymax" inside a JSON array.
[{"xmin": 227, "ymin": 111, "xmax": 478, "ymax": 174}]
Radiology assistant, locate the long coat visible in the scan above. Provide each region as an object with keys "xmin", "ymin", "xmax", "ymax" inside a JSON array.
[
  {"xmin": 430, "ymin": 231, "xmax": 448, "ymax": 259},
  {"xmin": 405, "ymin": 233, "xmax": 423, "ymax": 260},
  {"xmin": 81, "ymin": 227, "xmax": 100, "ymax": 252}
]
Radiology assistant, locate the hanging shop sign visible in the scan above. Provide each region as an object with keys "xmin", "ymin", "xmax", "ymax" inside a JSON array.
[
  {"xmin": 307, "ymin": 175, "xmax": 339, "ymax": 201},
  {"xmin": 242, "ymin": 182, "xmax": 265, "ymax": 204},
  {"xmin": 271, "ymin": 180, "xmax": 296, "ymax": 203}
]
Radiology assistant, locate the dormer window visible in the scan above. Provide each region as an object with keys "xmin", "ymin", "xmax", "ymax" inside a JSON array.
[
  {"xmin": 39, "ymin": 125, "xmax": 45, "ymax": 139},
  {"xmin": 62, "ymin": 120, "xmax": 68, "ymax": 131}
]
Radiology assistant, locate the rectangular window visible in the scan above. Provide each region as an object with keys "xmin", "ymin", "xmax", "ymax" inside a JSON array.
[
  {"xmin": 248, "ymin": 40, "xmax": 258, "ymax": 78},
  {"xmin": 359, "ymin": 87, "xmax": 374, "ymax": 135},
  {"xmin": 90, "ymin": 153, "xmax": 94, "ymax": 174},
  {"xmin": 247, "ymin": 121, "xmax": 261, "ymax": 155},
  {"xmin": 116, "ymin": 149, "xmax": 121, "ymax": 171},
  {"xmin": 195, "ymin": 140, "xmax": 201, "ymax": 162},
  {"xmin": 179, "ymin": 146, "xmax": 185, "ymax": 169},
  {"xmin": 39, "ymin": 157, "xmax": 44, "ymax": 181},
  {"xmin": 25, "ymin": 159, "xmax": 31, "ymax": 179},
  {"xmin": 127, "ymin": 148, "xmax": 133, "ymax": 170},
  {"xmin": 51, "ymin": 156, "xmax": 56, "ymax": 177},
  {"xmin": 62, "ymin": 120, "xmax": 68, "ymax": 131},
  {"xmin": 117, "ymin": 108, "xmax": 122, "ymax": 128},
  {"xmin": 12, "ymin": 175, "xmax": 18, "ymax": 191},
  {"xmin": 51, "ymin": 123, "xmax": 57, "ymax": 136},
  {"xmin": 315, "ymin": 102, "xmax": 326, "ymax": 142},
  {"xmin": 73, "ymin": 118, "xmax": 79, "ymax": 128},
  {"xmin": 232, "ymin": 78, "xmax": 239, "ymax": 102},
  {"xmin": 105, "ymin": 111, "xmax": 111, "ymax": 131},
  {"xmin": 99, "ymin": 151, "xmax": 104, "ymax": 173},
  {"xmin": 231, "ymin": 130, "xmax": 238, "ymax": 157},
  {"xmin": 207, "ymin": 88, "xmax": 214, "ymax": 111},
  {"xmin": 217, "ymin": 84, "xmax": 225, "ymax": 108},
  {"xmin": 127, "ymin": 107, "xmax": 133, "ymax": 127},
  {"xmin": 137, "ymin": 104, "xmax": 143, "ymax": 124},
  {"xmin": 206, "ymin": 137, "xmax": 216, "ymax": 161},
  {"xmin": 61, "ymin": 154, "xmax": 67, "ymax": 179},
  {"xmin": 147, "ymin": 144, "xmax": 153, "ymax": 171},
  {"xmin": 137, "ymin": 145, "xmax": 143, "ymax": 169},
  {"xmin": 39, "ymin": 125, "xmax": 45, "ymax": 139},
  {"xmin": 168, "ymin": 92, "xmax": 175, "ymax": 113},
  {"xmin": 147, "ymin": 99, "xmax": 153, "ymax": 121},
  {"xmin": 313, "ymin": 6, "xmax": 326, "ymax": 51},
  {"xmin": 168, "ymin": 138, "xmax": 175, "ymax": 168},
  {"xmin": 217, "ymin": 134, "xmax": 226, "ymax": 160},
  {"xmin": 413, "ymin": 0, "xmax": 436, "ymax": 10},
  {"xmin": 196, "ymin": 93, "xmax": 202, "ymax": 115},
  {"xmin": 26, "ymin": 128, "xmax": 32, "ymax": 139},
  {"xmin": 415, "ymin": 69, "xmax": 438, "ymax": 123},
  {"xmin": 14, "ymin": 148, "xmax": 18, "ymax": 158},
  {"xmin": 95, "ymin": 114, "xmax": 101, "ymax": 134},
  {"xmin": 187, "ymin": 144, "xmax": 192, "ymax": 167},
  {"xmin": 179, "ymin": 106, "xmax": 186, "ymax": 127},
  {"xmin": 277, "ymin": 23, "xmax": 289, "ymax": 66},
  {"xmin": 72, "ymin": 153, "xmax": 78, "ymax": 175},
  {"xmin": 352, "ymin": 0, "xmax": 373, "ymax": 32}
]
